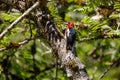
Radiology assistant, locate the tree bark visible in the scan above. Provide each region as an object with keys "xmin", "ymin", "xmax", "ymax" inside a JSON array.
[
  {"xmin": 36, "ymin": 9, "xmax": 90, "ymax": 80},
  {"xmin": 57, "ymin": 38, "xmax": 90, "ymax": 80}
]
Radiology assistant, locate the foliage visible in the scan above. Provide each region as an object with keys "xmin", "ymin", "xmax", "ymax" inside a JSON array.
[{"xmin": 0, "ymin": 0, "xmax": 120, "ymax": 80}]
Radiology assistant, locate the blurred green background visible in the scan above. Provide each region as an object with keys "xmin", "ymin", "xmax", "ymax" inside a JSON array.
[{"xmin": 0, "ymin": 0, "xmax": 120, "ymax": 80}]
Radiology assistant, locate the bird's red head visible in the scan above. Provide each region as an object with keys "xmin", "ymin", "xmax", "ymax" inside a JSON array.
[{"xmin": 67, "ymin": 21, "xmax": 74, "ymax": 29}]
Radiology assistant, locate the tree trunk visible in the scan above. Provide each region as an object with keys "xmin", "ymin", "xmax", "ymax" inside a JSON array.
[{"xmin": 36, "ymin": 8, "xmax": 90, "ymax": 80}]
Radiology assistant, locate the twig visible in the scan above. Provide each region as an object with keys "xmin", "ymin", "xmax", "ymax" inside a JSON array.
[
  {"xmin": 78, "ymin": 35, "xmax": 120, "ymax": 42},
  {"xmin": 53, "ymin": 24, "xmax": 64, "ymax": 38},
  {"xmin": 19, "ymin": 38, "xmax": 34, "ymax": 45},
  {"xmin": 78, "ymin": 37, "xmax": 96, "ymax": 42},
  {"xmin": 0, "ymin": 2, "xmax": 39, "ymax": 40},
  {"xmin": 98, "ymin": 57, "xmax": 120, "ymax": 80},
  {"xmin": 41, "ymin": 42, "xmax": 51, "ymax": 51},
  {"xmin": 0, "ymin": 47, "xmax": 6, "ymax": 52},
  {"xmin": 0, "ymin": 38, "xmax": 35, "ymax": 52}
]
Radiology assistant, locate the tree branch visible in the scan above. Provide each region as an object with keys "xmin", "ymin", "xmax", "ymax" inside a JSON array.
[
  {"xmin": 0, "ymin": 2, "xmax": 39, "ymax": 40},
  {"xmin": 78, "ymin": 35, "xmax": 120, "ymax": 42},
  {"xmin": 78, "ymin": 37, "xmax": 96, "ymax": 42},
  {"xmin": 98, "ymin": 57, "xmax": 120, "ymax": 80},
  {"xmin": 0, "ymin": 37, "xmax": 35, "ymax": 52}
]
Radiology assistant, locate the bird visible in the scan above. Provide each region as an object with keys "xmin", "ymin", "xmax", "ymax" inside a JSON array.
[{"xmin": 65, "ymin": 21, "xmax": 76, "ymax": 56}]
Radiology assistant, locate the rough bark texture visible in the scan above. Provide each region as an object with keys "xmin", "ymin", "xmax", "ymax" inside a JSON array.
[
  {"xmin": 0, "ymin": 1, "xmax": 90, "ymax": 80},
  {"xmin": 36, "ymin": 5, "xmax": 90, "ymax": 80}
]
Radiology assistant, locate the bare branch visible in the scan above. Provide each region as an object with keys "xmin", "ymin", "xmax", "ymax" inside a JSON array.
[
  {"xmin": 0, "ymin": 2, "xmax": 39, "ymax": 40},
  {"xmin": 0, "ymin": 38, "xmax": 35, "ymax": 52}
]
